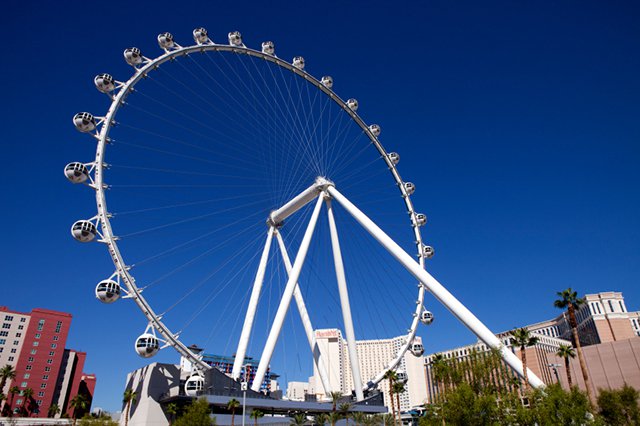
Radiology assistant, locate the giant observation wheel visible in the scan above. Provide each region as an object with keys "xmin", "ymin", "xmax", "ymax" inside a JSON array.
[{"xmin": 66, "ymin": 28, "xmax": 543, "ymax": 399}]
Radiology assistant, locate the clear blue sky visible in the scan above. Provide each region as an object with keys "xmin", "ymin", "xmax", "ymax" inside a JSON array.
[{"xmin": 1, "ymin": 0, "xmax": 639, "ymax": 413}]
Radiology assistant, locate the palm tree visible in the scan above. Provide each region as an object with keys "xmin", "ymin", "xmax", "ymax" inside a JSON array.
[
  {"xmin": 0, "ymin": 365, "xmax": 16, "ymax": 394},
  {"xmin": 6, "ymin": 385, "xmax": 20, "ymax": 415},
  {"xmin": 328, "ymin": 411, "xmax": 341, "ymax": 426},
  {"xmin": 291, "ymin": 413, "xmax": 308, "ymax": 426},
  {"xmin": 554, "ymin": 288, "xmax": 593, "ymax": 402},
  {"xmin": 381, "ymin": 413, "xmax": 395, "ymax": 426},
  {"xmin": 329, "ymin": 391, "xmax": 343, "ymax": 412},
  {"xmin": 338, "ymin": 403, "xmax": 352, "ymax": 426},
  {"xmin": 227, "ymin": 398, "xmax": 241, "ymax": 426},
  {"xmin": 510, "ymin": 327, "xmax": 539, "ymax": 393},
  {"xmin": 315, "ymin": 412, "xmax": 328, "ymax": 426},
  {"xmin": 556, "ymin": 344, "xmax": 576, "ymax": 387},
  {"xmin": 382, "ymin": 370, "xmax": 398, "ymax": 426},
  {"xmin": 352, "ymin": 411, "xmax": 366, "ymax": 426},
  {"xmin": 48, "ymin": 402, "xmax": 61, "ymax": 418},
  {"xmin": 69, "ymin": 393, "xmax": 89, "ymax": 426},
  {"xmin": 123, "ymin": 388, "xmax": 137, "ymax": 426},
  {"xmin": 250, "ymin": 409, "xmax": 264, "ymax": 426},
  {"xmin": 392, "ymin": 382, "xmax": 405, "ymax": 425},
  {"xmin": 165, "ymin": 402, "xmax": 178, "ymax": 425},
  {"xmin": 21, "ymin": 387, "xmax": 34, "ymax": 416},
  {"xmin": 430, "ymin": 354, "xmax": 448, "ymax": 398}
]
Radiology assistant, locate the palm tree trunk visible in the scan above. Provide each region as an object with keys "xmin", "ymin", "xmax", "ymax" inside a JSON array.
[
  {"xmin": 564, "ymin": 356, "xmax": 572, "ymax": 387},
  {"xmin": 395, "ymin": 392, "xmax": 401, "ymax": 426},
  {"xmin": 125, "ymin": 402, "xmax": 131, "ymax": 426},
  {"xmin": 569, "ymin": 304, "xmax": 593, "ymax": 403},
  {"xmin": 520, "ymin": 345, "xmax": 529, "ymax": 393},
  {"xmin": 232, "ymin": 410, "xmax": 235, "ymax": 426},
  {"xmin": 388, "ymin": 384, "xmax": 396, "ymax": 426}
]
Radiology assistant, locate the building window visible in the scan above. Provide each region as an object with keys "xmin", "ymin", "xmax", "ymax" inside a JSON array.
[
  {"xmin": 0, "ymin": 339, "xmax": 5, "ymax": 345},
  {"xmin": 20, "ymin": 382, "xmax": 27, "ymax": 388},
  {"xmin": 51, "ymin": 344, "xmax": 57, "ymax": 349},
  {"xmin": 40, "ymin": 383, "xmax": 46, "ymax": 389},
  {"xmin": 0, "ymin": 331, "xmax": 8, "ymax": 337},
  {"xmin": 24, "ymin": 373, "xmax": 30, "ymax": 379},
  {"xmin": 25, "ymin": 365, "xmax": 32, "ymax": 371},
  {"xmin": 30, "ymin": 349, "xmax": 36, "ymax": 355},
  {"xmin": 53, "ymin": 336, "xmax": 59, "ymax": 341},
  {"xmin": 20, "ymin": 318, "xmax": 26, "ymax": 323},
  {"xmin": 33, "ymin": 341, "xmax": 39, "ymax": 347},
  {"xmin": 55, "ymin": 321, "xmax": 63, "ymax": 333},
  {"xmin": 46, "ymin": 359, "xmax": 53, "ymax": 364},
  {"xmin": 10, "ymin": 348, "xmax": 16, "ymax": 353},
  {"xmin": 44, "ymin": 367, "xmax": 51, "ymax": 372},
  {"xmin": 2, "ymin": 323, "xmax": 10, "ymax": 329},
  {"xmin": 28, "ymin": 356, "xmax": 34, "ymax": 362},
  {"xmin": 37, "ymin": 320, "xmax": 45, "ymax": 331},
  {"xmin": 42, "ymin": 375, "xmax": 49, "ymax": 380},
  {"xmin": 0, "ymin": 348, "xmax": 3, "ymax": 353},
  {"xmin": 8, "ymin": 356, "xmax": 13, "ymax": 361},
  {"xmin": 36, "ymin": 400, "xmax": 42, "ymax": 405},
  {"xmin": 13, "ymin": 341, "xmax": 19, "ymax": 345},
  {"xmin": 35, "ymin": 333, "xmax": 40, "ymax": 339},
  {"xmin": 18, "ymin": 325, "xmax": 23, "ymax": 330},
  {"xmin": 38, "ymin": 391, "xmax": 44, "ymax": 397},
  {"xmin": 4, "ymin": 316, "xmax": 13, "ymax": 321},
  {"xmin": 49, "ymin": 351, "xmax": 55, "ymax": 356},
  {"xmin": 16, "ymin": 398, "xmax": 22, "ymax": 405},
  {"xmin": 619, "ymin": 301, "xmax": 625, "ymax": 312},
  {"xmin": 608, "ymin": 300, "xmax": 615, "ymax": 313},
  {"xmin": 15, "ymin": 333, "xmax": 21, "ymax": 338}
]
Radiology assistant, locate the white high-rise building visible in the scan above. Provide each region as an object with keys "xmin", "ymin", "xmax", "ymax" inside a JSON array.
[{"xmin": 309, "ymin": 329, "xmax": 427, "ymax": 412}]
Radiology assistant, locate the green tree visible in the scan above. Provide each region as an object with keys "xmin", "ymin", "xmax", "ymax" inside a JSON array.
[
  {"xmin": 165, "ymin": 402, "xmax": 179, "ymax": 425},
  {"xmin": 381, "ymin": 413, "xmax": 395, "ymax": 426},
  {"xmin": 21, "ymin": 387, "xmax": 34, "ymax": 416},
  {"xmin": 48, "ymin": 402, "xmax": 61, "ymax": 418},
  {"xmin": 227, "ymin": 398, "xmax": 241, "ymax": 426},
  {"xmin": 392, "ymin": 382, "xmax": 405, "ymax": 424},
  {"xmin": 529, "ymin": 384, "xmax": 593, "ymax": 425},
  {"xmin": 70, "ymin": 393, "xmax": 90, "ymax": 426},
  {"xmin": 352, "ymin": 411, "xmax": 366, "ymax": 426},
  {"xmin": 510, "ymin": 327, "xmax": 539, "ymax": 393},
  {"xmin": 554, "ymin": 288, "xmax": 593, "ymax": 402},
  {"xmin": 174, "ymin": 397, "xmax": 214, "ymax": 426},
  {"xmin": 383, "ymin": 370, "xmax": 398, "ymax": 426},
  {"xmin": 0, "ymin": 365, "xmax": 16, "ymax": 404},
  {"xmin": 327, "ymin": 411, "xmax": 341, "ymax": 426},
  {"xmin": 556, "ymin": 344, "xmax": 576, "ymax": 387},
  {"xmin": 250, "ymin": 409, "xmax": 264, "ymax": 426},
  {"xmin": 6, "ymin": 385, "xmax": 20, "ymax": 416},
  {"xmin": 78, "ymin": 415, "xmax": 118, "ymax": 426},
  {"xmin": 339, "ymin": 403, "xmax": 353, "ymax": 426},
  {"xmin": 315, "ymin": 412, "xmax": 328, "ymax": 426},
  {"xmin": 330, "ymin": 391, "xmax": 343, "ymax": 412},
  {"xmin": 597, "ymin": 384, "xmax": 640, "ymax": 426},
  {"xmin": 291, "ymin": 413, "xmax": 308, "ymax": 426},
  {"xmin": 122, "ymin": 389, "xmax": 137, "ymax": 426}
]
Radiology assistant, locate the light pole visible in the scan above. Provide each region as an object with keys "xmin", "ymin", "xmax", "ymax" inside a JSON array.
[
  {"xmin": 548, "ymin": 363, "xmax": 561, "ymax": 384},
  {"xmin": 242, "ymin": 364, "xmax": 248, "ymax": 426}
]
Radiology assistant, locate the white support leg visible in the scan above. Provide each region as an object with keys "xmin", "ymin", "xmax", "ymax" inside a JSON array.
[
  {"xmin": 326, "ymin": 186, "xmax": 545, "ymax": 389},
  {"xmin": 252, "ymin": 195, "xmax": 325, "ymax": 392},
  {"xmin": 232, "ymin": 227, "xmax": 275, "ymax": 380},
  {"xmin": 326, "ymin": 197, "xmax": 365, "ymax": 401},
  {"xmin": 275, "ymin": 231, "xmax": 333, "ymax": 397}
]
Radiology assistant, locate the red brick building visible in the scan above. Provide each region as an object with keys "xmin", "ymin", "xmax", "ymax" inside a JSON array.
[{"xmin": 0, "ymin": 307, "xmax": 95, "ymax": 418}]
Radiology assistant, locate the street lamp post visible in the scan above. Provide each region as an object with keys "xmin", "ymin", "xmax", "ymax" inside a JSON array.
[
  {"xmin": 242, "ymin": 364, "xmax": 248, "ymax": 426},
  {"xmin": 548, "ymin": 363, "xmax": 561, "ymax": 384}
]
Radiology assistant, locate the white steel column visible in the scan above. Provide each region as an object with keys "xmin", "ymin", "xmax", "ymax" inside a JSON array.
[
  {"xmin": 232, "ymin": 227, "xmax": 275, "ymax": 379},
  {"xmin": 326, "ymin": 186, "xmax": 545, "ymax": 389},
  {"xmin": 251, "ymin": 195, "xmax": 325, "ymax": 392},
  {"xmin": 275, "ymin": 231, "xmax": 333, "ymax": 396},
  {"xmin": 326, "ymin": 198, "xmax": 365, "ymax": 401}
]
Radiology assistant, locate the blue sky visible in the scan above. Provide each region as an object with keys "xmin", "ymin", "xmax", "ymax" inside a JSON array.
[{"xmin": 2, "ymin": 0, "xmax": 639, "ymax": 413}]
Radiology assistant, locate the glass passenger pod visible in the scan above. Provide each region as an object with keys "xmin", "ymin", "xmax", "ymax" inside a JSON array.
[
  {"xmin": 292, "ymin": 56, "xmax": 305, "ymax": 70},
  {"xmin": 95, "ymin": 279, "xmax": 121, "ymax": 304},
  {"xmin": 411, "ymin": 343, "xmax": 424, "ymax": 357},
  {"xmin": 321, "ymin": 76, "xmax": 333, "ymax": 89},
  {"xmin": 135, "ymin": 333, "xmax": 159, "ymax": 358},
  {"xmin": 193, "ymin": 28, "xmax": 209, "ymax": 44},
  {"xmin": 413, "ymin": 213, "xmax": 427, "ymax": 227},
  {"xmin": 369, "ymin": 124, "xmax": 381, "ymax": 137},
  {"xmin": 157, "ymin": 32, "xmax": 174, "ymax": 50},
  {"xmin": 73, "ymin": 112, "xmax": 96, "ymax": 133},
  {"xmin": 403, "ymin": 182, "xmax": 415, "ymax": 195},
  {"xmin": 261, "ymin": 41, "xmax": 275, "ymax": 55},
  {"xmin": 64, "ymin": 162, "xmax": 89, "ymax": 184},
  {"xmin": 228, "ymin": 31, "xmax": 242, "ymax": 46},
  {"xmin": 71, "ymin": 220, "xmax": 97, "ymax": 243},
  {"xmin": 388, "ymin": 152, "xmax": 400, "ymax": 165},
  {"xmin": 184, "ymin": 375, "xmax": 205, "ymax": 397},
  {"xmin": 346, "ymin": 98, "xmax": 358, "ymax": 111},
  {"xmin": 396, "ymin": 371, "xmax": 408, "ymax": 383},
  {"xmin": 422, "ymin": 245, "xmax": 435, "ymax": 259},
  {"xmin": 123, "ymin": 47, "xmax": 143, "ymax": 66},
  {"xmin": 94, "ymin": 74, "xmax": 115, "ymax": 93},
  {"xmin": 420, "ymin": 310, "xmax": 434, "ymax": 325}
]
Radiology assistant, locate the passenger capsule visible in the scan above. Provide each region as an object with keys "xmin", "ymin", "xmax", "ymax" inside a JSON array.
[
  {"xmin": 293, "ymin": 56, "xmax": 305, "ymax": 70},
  {"xmin": 185, "ymin": 374, "xmax": 205, "ymax": 397},
  {"xmin": 422, "ymin": 245, "xmax": 435, "ymax": 259},
  {"xmin": 261, "ymin": 41, "xmax": 275, "ymax": 55},
  {"xmin": 321, "ymin": 76, "xmax": 333, "ymax": 89},
  {"xmin": 413, "ymin": 213, "xmax": 427, "ymax": 227},
  {"xmin": 420, "ymin": 310, "xmax": 434, "ymax": 325},
  {"xmin": 403, "ymin": 182, "xmax": 415, "ymax": 195},
  {"xmin": 411, "ymin": 343, "xmax": 424, "ymax": 357},
  {"xmin": 228, "ymin": 31, "xmax": 242, "ymax": 46},
  {"xmin": 71, "ymin": 220, "xmax": 97, "ymax": 243},
  {"xmin": 73, "ymin": 112, "xmax": 96, "ymax": 133},
  {"xmin": 157, "ymin": 32, "xmax": 175, "ymax": 50},
  {"xmin": 388, "ymin": 152, "xmax": 400, "ymax": 165},
  {"xmin": 369, "ymin": 124, "xmax": 381, "ymax": 137},
  {"xmin": 193, "ymin": 27, "xmax": 209, "ymax": 44},
  {"xmin": 64, "ymin": 162, "xmax": 90, "ymax": 184},
  {"xmin": 396, "ymin": 371, "xmax": 408, "ymax": 383},
  {"xmin": 135, "ymin": 333, "xmax": 159, "ymax": 358},
  {"xmin": 94, "ymin": 74, "xmax": 115, "ymax": 93},
  {"xmin": 95, "ymin": 279, "xmax": 121, "ymax": 304},
  {"xmin": 123, "ymin": 48, "xmax": 143, "ymax": 66}
]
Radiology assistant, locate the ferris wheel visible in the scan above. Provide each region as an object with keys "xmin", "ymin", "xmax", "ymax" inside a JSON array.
[{"xmin": 66, "ymin": 28, "xmax": 543, "ymax": 399}]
